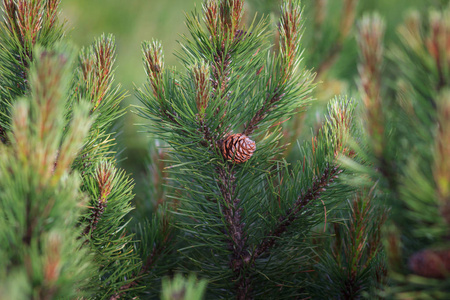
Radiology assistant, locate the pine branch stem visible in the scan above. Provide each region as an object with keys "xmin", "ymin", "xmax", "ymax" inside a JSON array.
[
  {"xmin": 218, "ymin": 165, "xmax": 252, "ymax": 299},
  {"xmin": 243, "ymin": 89, "xmax": 284, "ymax": 136},
  {"xmin": 211, "ymin": 45, "xmax": 233, "ymax": 131},
  {"xmin": 212, "ymin": 49, "xmax": 231, "ymax": 98},
  {"xmin": 83, "ymin": 198, "xmax": 106, "ymax": 235},
  {"xmin": 199, "ymin": 118, "xmax": 215, "ymax": 148},
  {"xmin": 254, "ymin": 164, "xmax": 341, "ymax": 258}
]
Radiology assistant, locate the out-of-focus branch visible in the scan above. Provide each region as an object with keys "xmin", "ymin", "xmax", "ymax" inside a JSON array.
[
  {"xmin": 315, "ymin": 0, "xmax": 359, "ymax": 79},
  {"xmin": 357, "ymin": 14, "xmax": 389, "ymax": 177}
]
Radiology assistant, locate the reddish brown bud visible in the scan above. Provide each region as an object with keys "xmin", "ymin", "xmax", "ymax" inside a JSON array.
[
  {"xmin": 143, "ymin": 40, "xmax": 165, "ymax": 100},
  {"xmin": 191, "ymin": 61, "xmax": 211, "ymax": 118},
  {"xmin": 96, "ymin": 161, "xmax": 115, "ymax": 202}
]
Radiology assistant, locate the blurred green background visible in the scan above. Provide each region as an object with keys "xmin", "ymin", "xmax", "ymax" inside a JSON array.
[
  {"xmin": 59, "ymin": 0, "xmax": 429, "ymax": 212},
  {"xmin": 61, "ymin": 0, "xmax": 201, "ymax": 155},
  {"xmin": 60, "ymin": 0, "xmax": 427, "ymax": 91}
]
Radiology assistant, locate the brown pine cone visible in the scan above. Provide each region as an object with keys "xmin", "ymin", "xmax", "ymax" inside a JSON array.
[
  {"xmin": 221, "ymin": 133, "xmax": 256, "ymax": 163},
  {"xmin": 409, "ymin": 248, "xmax": 450, "ymax": 279}
]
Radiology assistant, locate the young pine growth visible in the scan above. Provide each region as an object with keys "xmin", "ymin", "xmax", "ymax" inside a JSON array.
[
  {"xmin": 137, "ymin": 0, "xmax": 358, "ymax": 298},
  {"xmin": 0, "ymin": 48, "xmax": 94, "ymax": 300},
  {"xmin": 0, "ymin": 0, "xmax": 64, "ymax": 136},
  {"xmin": 0, "ymin": 1, "xmax": 139, "ymax": 298}
]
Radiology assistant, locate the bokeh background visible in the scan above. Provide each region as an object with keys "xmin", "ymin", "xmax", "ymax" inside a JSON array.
[
  {"xmin": 61, "ymin": 0, "xmax": 202, "ymax": 158},
  {"xmin": 59, "ymin": 0, "xmax": 429, "ymax": 214}
]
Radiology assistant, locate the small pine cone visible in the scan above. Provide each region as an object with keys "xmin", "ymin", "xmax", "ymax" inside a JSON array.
[
  {"xmin": 221, "ymin": 133, "xmax": 256, "ymax": 163},
  {"xmin": 409, "ymin": 248, "xmax": 450, "ymax": 279}
]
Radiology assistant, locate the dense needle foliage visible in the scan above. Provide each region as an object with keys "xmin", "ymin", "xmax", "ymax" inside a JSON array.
[{"xmin": 1, "ymin": 0, "xmax": 450, "ymax": 299}]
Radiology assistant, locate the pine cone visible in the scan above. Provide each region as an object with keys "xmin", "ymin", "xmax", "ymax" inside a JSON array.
[
  {"xmin": 221, "ymin": 133, "xmax": 256, "ymax": 163},
  {"xmin": 409, "ymin": 248, "xmax": 450, "ymax": 279}
]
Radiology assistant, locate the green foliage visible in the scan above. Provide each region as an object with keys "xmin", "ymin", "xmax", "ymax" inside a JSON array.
[
  {"xmin": 0, "ymin": 1, "xmax": 139, "ymax": 299},
  {"xmin": 340, "ymin": 3, "xmax": 450, "ymax": 299},
  {"xmin": 135, "ymin": 0, "xmax": 366, "ymax": 298},
  {"xmin": 82, "ymin": 162, "xmax": 140, "ymax": 298},
  {"xmin": 0, "ymin": 0, "xmax": 65, "ymax": 133},
  {"xmin": 3, "ymin": 0, "xmax": 450, "ymax": 299},
  {"xmin": 310, "ymin": 189, "xmax": 388, "ymax": 299},
  {"xmin": 71, "ymin": 34, "xmax": 128, "ymax": 174},
  {"xmin": 0, "ymin": 47, "xmax": 94, "ymax": 300}
]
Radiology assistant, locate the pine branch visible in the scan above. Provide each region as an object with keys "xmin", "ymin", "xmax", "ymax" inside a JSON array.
[
  {"xmin": 142, "ymin": 40, "xmax": 181, "ymax": 127},
  {"xmin": 198, "ymin": 4, "xmax": 258, "ymax": 296},
  {"xmin": 72, "ymin": 34, "xmax": 127, "ymax": 176},
  {"xmin": 0, "ymin": 47, "xmax": 94, "ymax": 300},
  {"xmin": 315, "ymin": 0, "xmax": 358, "ymax": 74},
  {"xmin": 1, "ymin": 0, "xmax": 63, "ymax": 82},
  {"xmin": 243, "ymin": 0, "xmax": 303, "ymax": 136},
  {"xmin": 79, "ymin": 34, "xmax": 116, "ymax": 110},
  {"xmin": 255, "ymin": 164, "xmax": 342, "ymax": 259},
  {"xmin": 193, "ymin": 5, "xmax": 253, "ymax": 293},
  {"xmin": 315, "ymin": 0, "xmax": 358, "ymax": 78},
  {"xmin": 357, "ymin": 14, "xmax": 385, "ymax": 157},
  {"xmin": 136, "ymin": 1, "xmax": 320, "ymax": 297},
  {"xmin": 0, "ymin": 0, "xmax": 64, "ymax": 135},
  {"xmin": 73, "ymin": 34, "xmax": 139, "ymax": 298},
  {"xmin": 340, "ymin": 191, "xmax": 388, "ymax": 298},
  {"xmin": 110, "ymin": 213, "xmax": 174, "ymax": 300},
  {"xmin": 203, "ymin": 0, "xmax": 246, "ymax": 133},
  {"xmin": 194, "ymin": 7, "xmax": 254, "ymax": 293}
]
